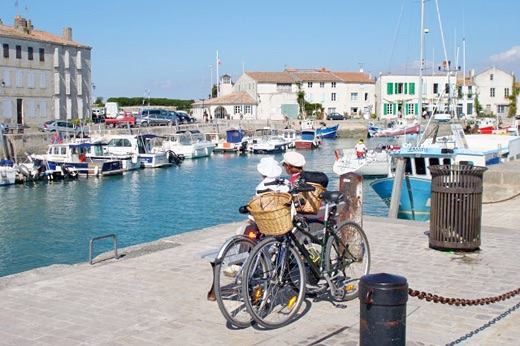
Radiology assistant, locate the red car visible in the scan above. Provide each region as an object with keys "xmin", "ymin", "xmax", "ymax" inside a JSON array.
[{"xmin": 104, "ymin": 112, "xmax": 136, "ymax": 128}]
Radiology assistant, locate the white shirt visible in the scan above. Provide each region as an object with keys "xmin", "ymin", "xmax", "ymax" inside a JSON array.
[{"xmin": 355, "ymin": 143, "xmax": 367, "ymax": 152}]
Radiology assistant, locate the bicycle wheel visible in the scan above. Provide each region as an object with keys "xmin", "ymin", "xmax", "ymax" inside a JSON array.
[
  {"xmin": 214, "ymin": 235, "xmax": 256, "ymax": 328},
  {"xmin": 325, "ymin": 221, "xmax": 370, "ymax": 301},
  {"xmin": 242, "ymin": 236, "xmax": 306, "ymax": 329}
]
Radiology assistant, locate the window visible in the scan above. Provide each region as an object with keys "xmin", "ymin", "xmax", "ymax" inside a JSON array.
[
  {"xmin": 429, "ymin": 158, "xmax": 440, "ymax": 166},
  {"xmin": 54, "ymin": 73, "xmax": 60, "ymax": 94},
  {"xmin": 498, "ymin": 105, "xmax": 506, "ymax": 114},
  {"xmin": 244, "ymin": 105, "xmax": 251, "ymax": 114},
  {"xmin": 307, "ymin": 82, "xmax": 313, "ymax": 88},
  {"xmin": 319, "ymin": 82, "xmax": 324, "ymax": 88},
  {"xmin": 467, "ymin": 86, "xmax": 473, "ymax": 98},
  {"xmin": 490, "ymin": 74, "xmax": 494, "ymax": 81},
  {"xmin": 445, "ymin": 84, "xmax": 450, "ymax": 94},
  {"xmin": 16, "ymin": 45, "xmax": 21, "ymax": 59},
  {"xmin": 505, "ymin": 88, "xmax": 510, "ymax": 98},
  {"xmin": 39, "ymin": 48, "xmax": 45, "ymax": 62},
  {"xmin": 364, "ymin": 93, "xmax": 368, "ymax": 101},
  {"xmin": 433, "ymin": 83, "xmax": 439, "ymax": 94},
  {"xmin": 442, "ymin": 158, "xmax": 451, "ymax": 165},
  {"xmin": 490, "ymin": 88, "xmax": 495, "ymax": 97},
  {"xmin": 415, "ymin": 158, "xmax": 427, "ymax": 175},
  {"xmin": 234, "ymin": 105, "xmax": 241, "ymax": 114},
  {"xmin": 331, "ymin": 82, "xmax": 336, "ymax": 88},
  {"xmin": 77, "ymin": 74, "xmax": 82, "ymax": 95},
  {"xmin": 65, "ymin": 73, "xmax": 70, "ymax": 95},
  {"xmin": 404, "ymin": 158, "xmax": 412, "ymax": 174},
  {"xmin": 350, "ymin": 92, "xmax": 358, "ymax": 101},
  {"xmin": 276, "ymin": 83, "xmax": 291, "ymax": 92},
  {"xmin": 384, "ymin": 103, "xmax": 394, "ymax": 115},
  {"xmin": 2, "ymin": 44, "xmax": 8, "ymax": 58},
  {"xmin": 331, "ymin": 92, "xmax": 336, "ymax": 101},
  {"xmin": 406, "ymin": 103, "xmax": 415, "ymax": 115},
  {"xmin": 28, "ymin": 47, "xmax": 33, "ymax": 60},
  {"xmin": 396, "ymin": 83, "xmax": 404, "ymax": 94}
]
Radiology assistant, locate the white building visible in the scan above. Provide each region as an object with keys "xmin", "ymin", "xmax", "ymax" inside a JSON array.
[
  {"xmin": 0, "ymin": 16, "xmax": 92, "ymax": 127},
  {"xmin": 192, "ymin": 68, "xmax": 375, "ymax": 121},
  {"xmin": 375, "ymin": 73, "xmax": 473, "ymax": 119},
  {"xmin": 473, "ymin": 67, "xmax": 514, "ymax": 118}
]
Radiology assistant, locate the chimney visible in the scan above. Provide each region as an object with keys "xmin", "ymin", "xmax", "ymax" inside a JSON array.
[
  {"xmin": 63, "ymin": 27, "xmax": 72, "ymax": 41},
  {"xmin": 13, "ymin": 15, "xmax": 31, "ymax": 33}
]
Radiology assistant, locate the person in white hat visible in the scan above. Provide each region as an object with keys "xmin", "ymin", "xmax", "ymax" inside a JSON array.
[
  {"xmin": 255, "ymin": 157, "xmax": 289, "ymax": 194},
  {"xmin": 282, "ymin": 151, "xmax": 306, "ymax": 184}
]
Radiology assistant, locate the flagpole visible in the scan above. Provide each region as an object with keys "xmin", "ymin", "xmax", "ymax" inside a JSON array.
[{"xmin": 216, "ymin": 50, "xmax": 220, "ymax": 97}]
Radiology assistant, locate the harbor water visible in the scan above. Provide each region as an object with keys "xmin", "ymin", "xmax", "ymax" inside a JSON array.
[{"xmin": 0, "ymin": 138, "xmax": 389, "ymax": 277}]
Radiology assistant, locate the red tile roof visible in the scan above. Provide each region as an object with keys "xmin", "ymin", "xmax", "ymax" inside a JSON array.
[
  {"xmin": 245, "ymin": 69, "xmax": 373, "ymax": 84},
  {"xmin": 0, "ymin": 22, "xmax": 90, "ymax": 49},
  {"xmin": 203, "ymin": 91, "xmax": 257, "ymax": 105}
]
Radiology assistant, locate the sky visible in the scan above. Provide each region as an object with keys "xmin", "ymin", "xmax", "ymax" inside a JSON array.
[{"xmin": 2, "ymin": 0, "xmax": 519, "ymax": 101}]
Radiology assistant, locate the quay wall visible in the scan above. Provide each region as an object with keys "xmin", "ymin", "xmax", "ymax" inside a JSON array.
[{"xmin": 1, "ymin": 119, "xmax": 367, "ymax": 159}]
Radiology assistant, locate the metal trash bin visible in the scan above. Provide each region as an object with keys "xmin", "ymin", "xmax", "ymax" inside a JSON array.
[{"xmin": 429, "ymin": 164, "xmax": 487, "ymax": 251}]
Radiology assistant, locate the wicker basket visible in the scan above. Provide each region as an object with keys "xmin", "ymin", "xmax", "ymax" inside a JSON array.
[
  {"xmin": 296, "ymin": 183, "xmax": 325, "ymax": 215},
  {"xmin": 247, "ymin": 192, "xmax": 293, "ymax": 236}
]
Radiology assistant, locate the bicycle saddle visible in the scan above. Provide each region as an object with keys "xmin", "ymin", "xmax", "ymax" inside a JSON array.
[{"xmin": 322, "ymin": 191, "xmax": 344, "ymax": 204}]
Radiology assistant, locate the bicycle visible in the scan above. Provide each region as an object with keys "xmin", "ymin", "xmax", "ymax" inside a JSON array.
[
  {"xmin": 212, "ymin": 191, "xmax": 326, "ymax": 329},
  {"xmin": 241, "ymin": 181, "xmax": 371, "ymax": 329}
]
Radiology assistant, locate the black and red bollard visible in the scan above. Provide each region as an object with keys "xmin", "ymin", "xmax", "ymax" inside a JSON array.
[{"xmin": 359, "ymin": 273, "xmax": 408, "ymax": 346}]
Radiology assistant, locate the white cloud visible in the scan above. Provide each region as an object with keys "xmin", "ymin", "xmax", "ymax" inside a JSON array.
[{"xmin": 490, "ymin": 46, "xmax": 520, "ymax": 63}]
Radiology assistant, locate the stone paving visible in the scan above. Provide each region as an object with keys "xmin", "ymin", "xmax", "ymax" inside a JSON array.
[{"xmin": 0, "ymin": 199, "xmax": 519, "ymax": 345}]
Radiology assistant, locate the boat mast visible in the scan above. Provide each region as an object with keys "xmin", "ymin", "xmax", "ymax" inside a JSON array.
[{"xmin": 416, "ymin": 0, "xmax": 425, "ymax": 144}]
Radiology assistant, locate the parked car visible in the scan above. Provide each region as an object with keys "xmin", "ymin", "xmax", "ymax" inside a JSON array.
[
  {"xmin": 176, "ymin": 111, "xmax": 196, "ymax": 123},
  {"xmin": 104, "ymin": 112, "xmax": 136, "ymax": 128},
  {"xmin": 39, "ymin": 120, "xmax": 89, "ymax": 136},
  {"xmin": 326, "ymin": 112, "xmax": 345, "ymax": 120},
  {"xmin": 136, "ymin": 109, "xmax": 173, "ymax": 127}
]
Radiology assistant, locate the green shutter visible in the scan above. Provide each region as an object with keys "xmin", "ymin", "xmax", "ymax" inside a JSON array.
[
  {"xmin": 404, "ymin": 83, "xmax": 408, "ymax": 94},
  {"xmin": 404, "ymin": 103, "xmax": 408, "ymax": 115},
  {"xmin": 415, "ymin": 103, "xmax": 418, "ymax": 115},
  {"xmin": 392, "ymin": 103, "xmax": 397, "ymax": 115},
  {"xmin": 394, "ymin": 83, "xmax": 398, "ymax": 94},
  {"xmin": 383, "ymin": 104, "xmax": 388, "ymax": 115},
  {"xmin": 409, "ymin": 83, "xmax": 415, "ymax": 95},
  {"xmin": 387, "ymin": 83, "xmax": 393, "ymax": 95}
]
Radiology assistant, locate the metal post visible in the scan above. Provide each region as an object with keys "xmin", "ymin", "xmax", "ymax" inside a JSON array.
[
  {"xmin": 388, "ymin": 158, "xmax": 405, "ymax": 218},
  {"xmin": 359, "ymin": 273, "xmax": 408, "ymax": 346}
]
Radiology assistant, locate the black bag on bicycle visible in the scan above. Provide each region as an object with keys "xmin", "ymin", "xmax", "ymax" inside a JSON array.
[{"xmin": 301, "ymin": 171, "xmax": 329, "ymax": 188}]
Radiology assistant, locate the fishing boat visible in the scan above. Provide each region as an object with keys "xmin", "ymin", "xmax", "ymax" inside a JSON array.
[
  {"xmin": 103, "ymin": 134, "xmax": 172, "ymax": 168},
  {"xmin": 373, "ymin": 122, "xmax": 420, "ymax": 137},
  {"xmin": 281, "ymin": 128, "xmax": 297, "ymax": 148},
  {"xmin": 31, "ymin": 142, "xmax": 124, "ymax": 177},
  {"xmin": 248, "ymin": 128, "xmax": 291, "ymax": 154},
  {"xmin": 210, "ymin": 128, "xmax": 248, "ymax": 153},
  {"xmin": 316, "ymin": 123, "xmax": 339, "ymax": 139},
  {"xmin": 160, "ymin": 130, "xmax": 215, "ymax": 159},
  {"xmin": 294, "ymin": 129, "xmax": 321, "ymax": 149}
]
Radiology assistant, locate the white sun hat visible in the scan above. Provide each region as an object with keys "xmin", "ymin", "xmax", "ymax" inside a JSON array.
[
  {"xmin": 257, "ymin": 157, "xmax": 282, "ymax": 178},
  {"xmin": 282, "ymin": 151, "xmax": 306, "ymax": 168}
]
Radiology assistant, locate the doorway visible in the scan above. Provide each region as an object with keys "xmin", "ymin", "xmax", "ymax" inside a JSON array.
[{"xmin": 16, "ymin": 98, "xmax": 23, "ymax": 124}]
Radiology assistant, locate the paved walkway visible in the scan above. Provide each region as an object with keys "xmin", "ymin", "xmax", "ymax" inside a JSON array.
[{"xmin": 1, "ymin": 200, "xmax": 519, "ymax": 345}]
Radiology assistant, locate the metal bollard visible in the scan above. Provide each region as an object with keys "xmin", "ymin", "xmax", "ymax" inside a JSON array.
[{"xmin": 359, "ymin": 273, "xmax": 408, "ymax": 346}]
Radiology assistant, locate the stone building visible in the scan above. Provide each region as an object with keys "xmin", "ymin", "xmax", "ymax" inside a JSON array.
[{"xmin": 0, "ymin": 16, "xmax": 92, "ymax": 128}]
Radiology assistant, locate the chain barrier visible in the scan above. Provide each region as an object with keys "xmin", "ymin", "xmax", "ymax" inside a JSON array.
[
  {"xmin": 408, "ymin": 287, "xmax": 520, "ymax": 306},
  {"xmin": 445, "ymin": 300, "xmax": 520, "ymax": 346},
  {"xmin": 482, "ymin": 191, "xmax": 520, "ymax": 204}
]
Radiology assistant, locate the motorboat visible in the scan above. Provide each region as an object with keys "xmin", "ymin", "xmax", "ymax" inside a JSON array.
[
  {"xmin": 294, "ymin": 129, "xmax": 320, "ymax": 149},
  {"xmin": 301, "ymin": 120, "xmax": 339, "ymax": 139},
  {"xmin": 281, "ymin": 129, "xmax": 297, "ymax": 148},
  {"xmin": 333, "ymin": 146, "xmax": 392, "ymax": 176},
  {"xmin": 31, "ymin": 142, "xmax": 124, "ymax": 177},
  {"xmin": 103, "ymin": 134, "xmax": 172, "ymax": 168},
  {"xmin": 160, "ymin": 130, "xmax": 215, "ymax": 159},
  {"xmin": 248, "ymin": 128, "xmax": 291, "ymax": 154},
  {"xmin": 373, "ymin": 121, "xmax": 420, "ymax": 137},
  {"xmin": 0, "ymin": 160, "xmax": 17, "ymax": 186},
  {"xmin": 86, "ymin": 140, "xmax": 142, "ymax": 171},
  {"xmin": 209, "ymin": 128, "xmax": 247, "ymax": 153}
]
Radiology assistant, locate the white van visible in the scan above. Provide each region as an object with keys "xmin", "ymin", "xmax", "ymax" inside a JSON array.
[{"xmin": 105, "ymin": 102, "xmax": 119, "ymax": 118}]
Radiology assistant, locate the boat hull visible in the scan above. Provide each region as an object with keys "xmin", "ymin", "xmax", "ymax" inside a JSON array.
[
  {"xmin": 294, "ymin": 140, "xmax": 318, "ymax": 150},
  {"xmin": 0, "ymin": 166, "xmax": 16, "ymax": 186},
  {"xmin": 370, "ymin": 176, "xmax": 431, "ymax": 221},
  {"xmin": 317, "ymin": 125, "xmax": 339, "ymax": 138}
]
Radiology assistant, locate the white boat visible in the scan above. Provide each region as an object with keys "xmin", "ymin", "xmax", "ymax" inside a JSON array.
[
  {"xmin": 160, "ymin": 130, "xmax": 215, "ymax": 159},
  {"xmin": 248, "ymin": 128, "xmax": 291, "ymax": 154},
  {"xmin": 103, "ymin": 134, "xmax": 172, "ymax": 168},
  {"xmin": 86, "ymin": 140, "xmax": 142, "ymax": 171},
  {"xmin": 333, "ymin": 147, "xmax": 391, "ymax": 176},
  {"xmin": 281, "ymin": 129, "xmax": 297, "ymax": 148},
  {"xmin": 0, "ymin": 161, "xmax": 17, "ymax": 186},
  {"xmin": 32, "ymin": 142, "xmax": 124, "ymax": 177}
]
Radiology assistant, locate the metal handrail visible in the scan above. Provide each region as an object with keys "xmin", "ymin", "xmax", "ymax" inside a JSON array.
[{"xmin": 89, "ymin": 234, "xmax": 119, "ymax": 265}]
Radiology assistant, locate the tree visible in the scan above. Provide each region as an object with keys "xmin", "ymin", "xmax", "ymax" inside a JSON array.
[
  {"xmin": 474, "ymin": 95, "xmax": 483, "ymax": 117},
  {"xmin": 296, "ymin": 84, "xmax": 305, "ymax": 118},
  {"xmin": 508, "ymin": 78, "xmax": 518, "ymax": 117},
  {"xmin": 211, "ymin": 84, "xmax": 217, "ymax": 98},
  {"xmin": 94, "ymin": 97, "xmax": 104, "ymax": 106}
]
